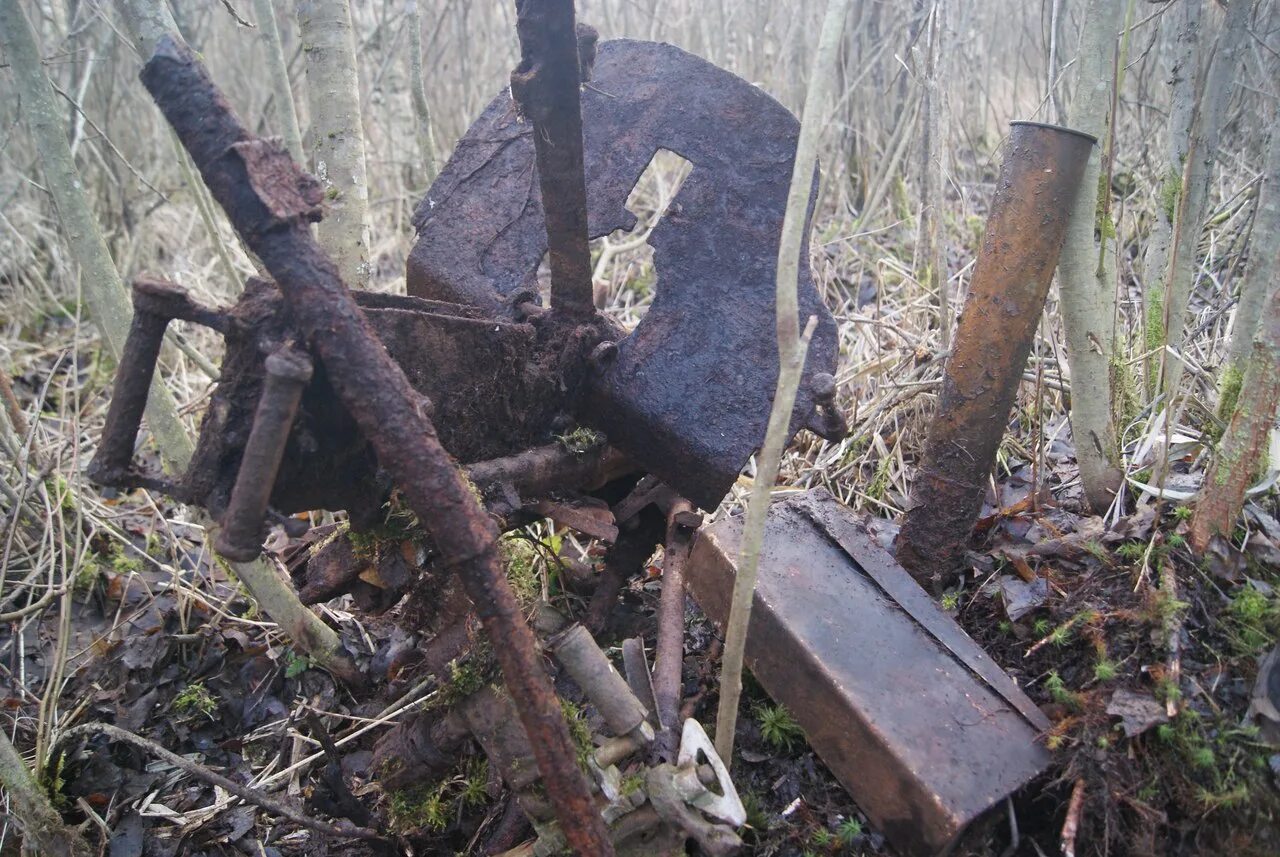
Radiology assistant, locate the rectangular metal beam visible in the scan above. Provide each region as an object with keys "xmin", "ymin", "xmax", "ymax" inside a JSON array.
[{"xmin": 686, "ymin": 489, "xmax": 1049, "ymax": 856}]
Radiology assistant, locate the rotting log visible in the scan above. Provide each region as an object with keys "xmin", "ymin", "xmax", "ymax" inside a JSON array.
[
  {"xmin": 896, "ymin": 121, "xmax": 1093, "ymax": 590},
  {"xmin": 139, "ymin": 38, "xmax": 613, "ymax": 856}
]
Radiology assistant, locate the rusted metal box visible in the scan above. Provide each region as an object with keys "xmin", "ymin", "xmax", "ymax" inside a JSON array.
[{"xmin": 686, "ymin": 489, "xmax": 1050, "ymax": 856}]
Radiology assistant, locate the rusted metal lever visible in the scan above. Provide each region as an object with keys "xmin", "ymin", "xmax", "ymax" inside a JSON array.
[
  {"xmin": 215, "ymin": 346, "xmax": 312, "ymax": 561},
  {"xmin": 88, "ymin": 277, "xmax": 227, "ymax": 495},
  {"xmin": 511, "ymin": 0, "xmax": 597, "ymax": 319}
]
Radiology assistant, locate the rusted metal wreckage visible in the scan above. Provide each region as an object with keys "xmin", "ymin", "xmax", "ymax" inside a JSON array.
[{"xmin": 88, "ymin": 2, "xmax": 1092, "ymax": 854}]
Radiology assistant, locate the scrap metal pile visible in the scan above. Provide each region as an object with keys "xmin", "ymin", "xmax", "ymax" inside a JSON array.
[{"xmin": 89, "ymin": 2, "xmax": 1091, "ymax": 855}]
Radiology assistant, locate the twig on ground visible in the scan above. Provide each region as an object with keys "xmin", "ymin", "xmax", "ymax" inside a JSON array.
[
  {"xmin": 50, "ymin": 722, "xmax": 385, "ymax": 842},
  {"xmin": 1059, "ymin": 778, "xmax": 1086, "ymax": 857}
]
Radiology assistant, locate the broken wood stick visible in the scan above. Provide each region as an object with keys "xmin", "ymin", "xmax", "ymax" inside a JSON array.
[{"xmin": 50, "ymin": 722, "xmax": 383, "ymax": 842}]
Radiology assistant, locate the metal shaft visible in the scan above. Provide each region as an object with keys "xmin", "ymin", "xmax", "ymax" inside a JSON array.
[
  {"xmin": 652, "ymin": 499, "xmax": 695, "ymax": 762},
  {"xmin": 549, "ymin": 623, "xmax": 652, "ymax": 743},
  {"xmin": 895, "ymin": 121, "xmax": 1094, "ymax": 589},
  {"xmin": 215, "ymin": 346, "xmax": 312, "ymax": 561},
  {"xmin": 510, "ymin": 0, "xmax": 596, "ymax": 319}
]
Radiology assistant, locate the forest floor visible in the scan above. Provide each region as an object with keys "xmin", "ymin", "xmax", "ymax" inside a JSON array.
[{"xmin": 2, "ymin": 177, "xmax": 1279, "ymax": 857}]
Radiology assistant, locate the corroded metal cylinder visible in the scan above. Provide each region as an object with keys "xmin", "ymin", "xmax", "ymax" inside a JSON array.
[
  {"xmin": 548, "ymin": 623, "xmax": 653, "ymax": 743},
  {"xmin": 896, "ymin": 121, "xmax": 1095, "ymax": 589},
  {"xmin": 214, "ymin": 346, "xmax": 312, "ymax": 561}
]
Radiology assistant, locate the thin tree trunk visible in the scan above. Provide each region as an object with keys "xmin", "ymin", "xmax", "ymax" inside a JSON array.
[
  {"xmin": 254, "ymin": 0, "xmax": 305, "ymax": 163},
  {"xmin": 1156, "ymin": 0, "xmax": 1249, "ymax": 399},
  {"xmin": 1191, "ymin": 288, "xmax": 1280, "ymax": 551},
  {"xmin": 1219, "ymin": 125, "xmax": 1280, "ymax": 418},
  {"xmin": 1142, "ymin": 0, "xmax": 1200, "ymax": 386},
  {"xmin": 0, "ymin": 0, "xmax": 193, "ymax": 471},
  {"xmin": 296, "ymin": 0, "xmax": 371, "ymax": 289},
  {"xmin": 406, "ymin": 0, "xmax": 438, "ymax": 187},
  {"xmin": 0, "ymin": 729, "xmax": 90, "ymax": 857},
  {"xmin": 1047, "ymin": 0, "xmax": 1065, "ymax": 123},
  {"xmin": 714, "ymin": 0, "xmax": 853, "ymax": 766},
  {"xmin": 918, "ymin": 2, "xmax": 949, "ymax": 350},
  {"xmin": 1057, "ymin": 0, "xmax": 1124, "ymax": 513}
]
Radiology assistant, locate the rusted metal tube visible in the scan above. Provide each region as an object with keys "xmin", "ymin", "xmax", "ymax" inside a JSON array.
[
  {"xmin": 141, "ymin": 39, "xmax": 614, "ymax": 856},
  {"xmin": 510, "ymin": 0, "xmax": 596, "ymax": 319},
  {"xmin": 88, "ymin": 283, "xmax": 172, "ymax": 488},
  {"xmin": 548, "ymin": 623, "xmax": 653, "ymax": 743},
  {"xmin": 215, "ymin": 346, "xmax": 312, "ymax": 562},
  {"xmin": 896, "ymin": 121, "xmax": 1094, "ymax": 590},
  {"xmin": 652, "ymin": 499, "xmax": 695, "ymax": 762}
]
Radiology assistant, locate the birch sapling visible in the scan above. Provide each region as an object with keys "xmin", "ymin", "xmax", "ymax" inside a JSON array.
[
  {"xmin": 1191, "ymin": 288, "xmax": 1280, "ymax": 552},
  {"xmin": 714, "ymin": 0, "xmax": 853, "ymax": 765},
  {"xmin": 1218, "ymin": 125, "xmax": 1280, "ymax": 419},
  {"xmin": 1057, "ymin": 0, "xmax": 1125, "ymax": 513},
  {"xmin": 296, "ymin": 0, "xmax": 372, "ymax": 288}
]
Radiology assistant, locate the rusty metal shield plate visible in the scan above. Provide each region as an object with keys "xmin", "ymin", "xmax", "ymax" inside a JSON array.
[{"xmin": 407, "ymin": 39, "xmax": 840, "ymax": 509}]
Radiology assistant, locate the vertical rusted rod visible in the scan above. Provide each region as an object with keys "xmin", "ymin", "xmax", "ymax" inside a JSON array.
[
  {"xmin": 896, "ymin": 121, "xmax": 1094, "ymax": 590},
  {"xmin": 215, "ymin": 346, "xmax": 312, "ymax": 562},
  {"xmin": 510, "ymin": 0, "xmax": 596, "ymax": 319},
  {"xmin": 88, "ymin": 286, "xmax": 171, "ymax": 485},
  {"xmin": 141, "ymin": 39, "xmax": 613, "ymax": 857},
  {"xmin": 652, "ymin": 499, "xmax": 695, "ymax": 762}
]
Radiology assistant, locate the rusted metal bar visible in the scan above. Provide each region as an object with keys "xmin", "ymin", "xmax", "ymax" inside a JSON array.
[
  {"xmin": 896, "ymin": 121, "xmax": 1094, "ymax": 590},
  {"xmin": 652, "ymin": 498, "xmax": 695, "ymax": 762},
  {"xmin": 89, "ymin": 277, "xmax": 225, "ymax": 491},
  {"xmin": 687, "ymin": 489, "xmax": 1050, "ymax": 856},
  {"xmin": 215, "ymin": 346, "xmax": 312, "ymax": 561},
  {"xmin": 466, "ymin": 441, "xmax": 633, "ymax": 499},
  {"xmin": 584, "ymin": 517, "xmax": 663, "ymax": 634},
  {"xmin": 510, "ymin": 0, "xmax": 596, "ymax": 319},
  {"xmin": 140, "ymin": 38, "xmax": 613, "ymax": 856},
  {"xmin": 622, "ymin": 637, "xmax": 659, "ymax": 725}
]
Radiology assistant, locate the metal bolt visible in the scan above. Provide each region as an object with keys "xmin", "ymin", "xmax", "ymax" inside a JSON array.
[{"xmin": 809, "ymin": 372, "xmax": 837, "ymax": 401}]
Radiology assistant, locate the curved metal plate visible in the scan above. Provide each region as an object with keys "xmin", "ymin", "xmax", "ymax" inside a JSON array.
[{"xmin": 408, "ymin": 39, "xmax": 839, "ymax": 509}]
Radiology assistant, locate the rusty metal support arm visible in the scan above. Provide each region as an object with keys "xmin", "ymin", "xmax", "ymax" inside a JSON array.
[
  {"xmin": 89, "ymin": 277, "xmax": 226, "ymax": 494},
  {"xmin": 510, "ymin": 0, "xmax": 596, "ymax": 319},
  {"xmin": 652, "ymin": 498, "xmax": 695, "ymax": 762},
  {"xmin": 139, "ymin": 38, "xmax": 612, "ymax": 857},
  {"xmin": 215, "ymin": 346, "xmax": 313, "ymax": 561}
]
